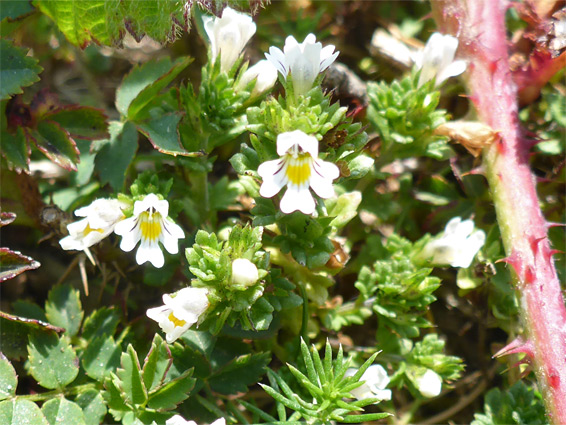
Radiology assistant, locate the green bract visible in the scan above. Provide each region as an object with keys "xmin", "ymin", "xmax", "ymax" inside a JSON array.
[{"xmin": 367, "ymin": 71, "xmax": 451, "ymax": 162}]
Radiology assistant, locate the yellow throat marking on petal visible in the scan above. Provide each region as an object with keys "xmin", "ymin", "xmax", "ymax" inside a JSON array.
[
  {"xmin": 139, "ymin": 211, "xmax": 163, "ymax": 242},
  {"xmin": 83, "ymin": 224, "xmax": 104, "ymax": 236},
  {"xmin": 285, "ymin": 153, "xmax": 311, "ymax": 185},
  {"xmin": 168, "ymin": 312, "xmax": 186, "ymax": 328}
]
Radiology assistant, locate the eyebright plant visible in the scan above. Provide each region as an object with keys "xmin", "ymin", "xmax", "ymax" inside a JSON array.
[{"xmin": 1, "ymin": 1, "xmax": 564, "ymax": 424}]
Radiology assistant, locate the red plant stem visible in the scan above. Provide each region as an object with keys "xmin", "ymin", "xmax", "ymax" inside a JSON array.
[{"xmin": 431, "ymin": 0, "xmax": 566, "ymax": 422}]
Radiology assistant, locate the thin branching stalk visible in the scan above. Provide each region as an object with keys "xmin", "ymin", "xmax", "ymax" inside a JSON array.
[{"xmin": 431, "ymin": 1, "xmax": 566, "ymax": 422}]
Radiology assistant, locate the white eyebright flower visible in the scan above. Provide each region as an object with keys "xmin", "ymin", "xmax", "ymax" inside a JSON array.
[
  {"xmin": 113, "ymin": 193, "xmax": 185, "ymax": 268},
  {"xmin": 257, "ymin": 130, "xmax": 340, "ymax": 215},
  {"xmin": 265, "ymin": 33, "xmax": 339, "ymax": 99},
  {"xmin": 203, "ymin": 6, "xmax": 256, "ymax": 72},
  {"xmin": 60, "ymin": 198, "xmax": 126, "ymax": 251},
  {"xmin": 416, "ymin": 369, "xmax": 442, "ymax": 398},
  {"xmin": 165, "ymin": 415, "xmax": 197, "ymax": 425},
  {"xmin": 414, "ymin": 32, "xmax": 467, "ymax": 87},
  {"xmin": 231, "ymin": 258, "xmax": 259, "ymax": 286},
  {"xmin": 423, "ymin": 217, "xmax": 486, "ymax": 268},
  {"xmin": 146, "ymin": 287, "xmax": 209, "ymax": 344},
  {"xmin": 236, "ymin": 59, "xmax": 278, "ymax": 97},
  {"xmin": 345, "ymin": 364, "xmax": 392, "ymax": 401}
]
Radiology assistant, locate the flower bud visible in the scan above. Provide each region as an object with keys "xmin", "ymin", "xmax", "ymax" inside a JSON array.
[
  {"xmin": 416, "ymin": 369, "xmax": 442, "ymax": 398},
  {"xmin": 231, "ymin": 258, "xmax": 259, "ymax": 286}
]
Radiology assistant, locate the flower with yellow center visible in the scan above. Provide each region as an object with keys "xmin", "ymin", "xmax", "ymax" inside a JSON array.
[
  {"xmin": 146, "ymin": 287, "xmax": 209, "ymax": 344},
  {"xmin": 114, "ymin": 193, "xmax": 185, "ymax": 268},
  {"xmin": 257, "ymin": 130, "xmax": 340, "ymax": 215},
  {"xmin": 60, "ymin": 198, "xmax": 126, "ymax": 253}
]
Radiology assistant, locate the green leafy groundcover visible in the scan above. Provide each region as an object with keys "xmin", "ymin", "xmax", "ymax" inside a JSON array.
[{"xmin": 0, "ymin": 0, "xmax": 563, "ymax": 424}]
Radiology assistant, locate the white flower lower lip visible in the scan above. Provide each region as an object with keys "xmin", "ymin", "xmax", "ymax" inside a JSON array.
[{"xmin": 257, "ymin": 131, "xmax": 339, "ymax": 215}]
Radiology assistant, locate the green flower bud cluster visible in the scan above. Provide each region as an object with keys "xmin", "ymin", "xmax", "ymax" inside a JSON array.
[
  {"xmin": 185, "ymin": 225, "xmax": 300, "ymax": 333},
  {"xmin": 367, "ymin": 71, "xmax": 451, "ymax": 163}
]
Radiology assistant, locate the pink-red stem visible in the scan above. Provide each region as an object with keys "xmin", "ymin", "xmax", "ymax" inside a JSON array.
[{"xmin": 432, "ymin": 0, "xmax": 566, "ymax": 422}]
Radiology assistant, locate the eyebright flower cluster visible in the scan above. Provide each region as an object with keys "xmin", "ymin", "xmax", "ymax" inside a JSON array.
[
  {"xmin": 258, "ymin": 130, "xmax": 340, "ymax": 215},
  {"xmin": 60, "ymin": 193, "xmax": 184, "ymax": 268}
]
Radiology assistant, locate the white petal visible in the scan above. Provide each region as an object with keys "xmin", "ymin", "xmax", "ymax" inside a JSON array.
[
  {"xmin": 309, "ymin": 168, "xmax": 337, "ymax": 199},
  {"xmin": 265, "ymin": 47, "xmax": 288, "ymax": 77},
  {"xmin": 160, "ymin": 218, "xmax": 184, "ymax": 254},
  {"xmin": 169, "ymin": 287, "xmax": 210, "ymax": 321},
  {"xmin": 283, "ymin": 35, "xmax": 300, "ymax": 53},
  {"xmin": 136, "ymin": 239, "xmax": 164, "ymax": 268},
  {"xmin": 210, "ymin": 419, "xmax": 226, "ymax": 425},
  {"xmin": 320, "ymin": 46, "xmax": 339, "ymax": 71},
  {"xmin": 302, "ymin": 33, "xmax": 317, "ymax": 46},
  {"xmin": 115, "ymin": 218, "xmax": 141, "ymax": 252},
  {"xmin": 258, "ymin": 159, "xmax": 287, "ymax": 198},
  {"xmin": 280, "ymin": 184, "xmax": 315, "ymax": 215},
  {"xmin": 436, "ymin": 59, "xmax": 467, "ymax": 86},
  {"xmin": 59, "ymin": 235, "xmax": 84, "ymax": 251},
  {"xmin": 146, "ymin": 305, "xmax": 170, "ymax": 322},
  {"xmin": 165, "ymin": 415, "xmax": 197, "ymax": 425},
  {"xmin": 295, "ymin": 131, "xmax": 319, "ymax": 157}
]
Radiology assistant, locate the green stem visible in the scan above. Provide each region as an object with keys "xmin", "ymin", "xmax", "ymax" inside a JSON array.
[{"xmin": 15, "ymin": 383, "xmax": 98, "ymax": 402}]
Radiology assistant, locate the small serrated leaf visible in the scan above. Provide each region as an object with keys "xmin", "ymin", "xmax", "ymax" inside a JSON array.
[
  {"xmin": 29, "ymin": 121, "xmax": 79, "ymax": 171},
  {"xmin": 116, "ymin": 58, "xmax": 183, "ymax": 117},
  {"xmin": 81, "ymin": 307, "xmax": 120, "ymax": 341},
  {"xmin": 93, "ymin": 121, "xmax": 138, "ymax": 190},
  {"xmin": 147, "ymin": 369, "xmax": 194, "ymax": 410},
  {"xmin": 0, "ymin": 126, "xmax": 30, "ymax": 173},
  {"xmin": 75, "ymin": 390, "xmax": 107, "ymax": 425},
  {"xmin": 45, "ymin": 285, "xmax": 83, "ymax": 337},
  {"xmin": 137, "ymin": 113, "xmax": 200, "ymax": 157},
  {"xmin": 0, "ymin": 354, "xmax": 17, "ymax": 400},
  {"xmin": 102, "ymin": 374, "xmax": 131, "ymax": 420},
  {"xmin": 28, "ymin": 332, "xmax": 79, "ymax": 389},
  {"xmin": 0, "ymin": 247, "xmax": 40, "ymax": 282},
  {"xmin": 142, "ymin": 334, "xmax": 172, "ymax": 392},
  {"xmin": 0, "ymin": 311, "xmax": 64, "ymax": 360},
  {"xmin": 41, "ymin": 397, "xmax": 86, "ymax": 425},
  {"xmin": 0, "ymin": 39, "xmax": 42, "ymax": 100},
  {"xmin": 0, "ymin": 399, "xmax": 49, "ymax": 425},
  {"xmin": 116, "ymin": 345, "xmax": 147, "ymax": 406},
  {"xmin": 209, "ymin": 352, "xmax": 270, "ymax": 395},
  {"xmin": 43, "ymin": 106, "xmax": 109, "ymax": 140},
  {"xmin": 82, "ymin": 336, "xmax": 121, "ymax": 382},
  {"xmin": 127, "ymin": 56, "xmax": 191, "ymax": 121}
]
